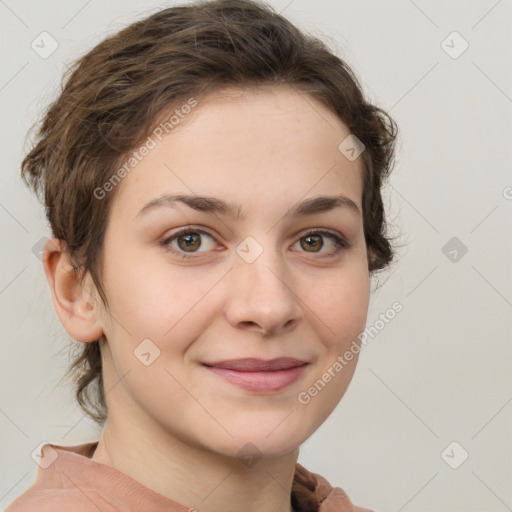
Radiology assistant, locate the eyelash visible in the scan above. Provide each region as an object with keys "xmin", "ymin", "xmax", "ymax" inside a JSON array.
[{"xmin": 160, "ymin": 227, "xmax": 349, "ymax": 260}]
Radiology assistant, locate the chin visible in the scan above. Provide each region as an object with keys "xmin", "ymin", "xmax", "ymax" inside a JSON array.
[
  {"xmin": 202, "ymin": 412, "xmax": 313, "ymax": 461},
  {"xmin": 211, "ymin": 434, "xmax": 301, "ymax": 462}
]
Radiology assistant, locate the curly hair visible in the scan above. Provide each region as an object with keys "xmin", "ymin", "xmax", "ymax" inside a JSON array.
[{"xmin": 21, "ymin": 0, "xmax": 398, "ymax": 426}]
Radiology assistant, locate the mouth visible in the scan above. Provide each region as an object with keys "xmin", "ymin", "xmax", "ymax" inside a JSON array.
[{"xmin": 201, "ymin": 357, "xmax": 309, "ymax": 393}]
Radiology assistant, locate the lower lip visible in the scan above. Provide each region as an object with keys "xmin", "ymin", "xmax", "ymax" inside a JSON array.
[{"xmin": 204, "ymin": 365, "xmax": 308, "ymax": 392}]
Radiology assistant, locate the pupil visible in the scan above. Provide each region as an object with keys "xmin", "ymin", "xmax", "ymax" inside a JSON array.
[
  {"xmin": 303, "ymin": 234, "xmax": 322, "ymax": 252},
  {"xmin": 179, "ymin": 233, "xmax": 200, "ymax": 251}
]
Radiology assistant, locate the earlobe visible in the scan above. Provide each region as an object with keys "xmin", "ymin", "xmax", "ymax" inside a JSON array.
[{"xmin": 43, "ymin": 238, "xmax": 104, "ymax": 343}]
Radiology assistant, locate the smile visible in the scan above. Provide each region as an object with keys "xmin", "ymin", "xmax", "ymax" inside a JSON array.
[{"xmin": 202, "ymin": 358, "xmax": 309, "ymax": 393}]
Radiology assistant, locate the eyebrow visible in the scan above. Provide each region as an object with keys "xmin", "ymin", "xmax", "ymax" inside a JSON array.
[{"xmin": 136, "ymin": 193, "xmax": 361, "ymax": 220}]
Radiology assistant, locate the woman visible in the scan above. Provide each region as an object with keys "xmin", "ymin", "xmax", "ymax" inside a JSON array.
[{"xmin": 7, "ymin": 0, "xmax": 398, "ymax": 510}]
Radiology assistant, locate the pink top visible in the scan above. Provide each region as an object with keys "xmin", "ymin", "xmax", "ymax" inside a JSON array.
[{"xmin": 6, "ymin": 441, "xmax": 374, "ymax": 512}]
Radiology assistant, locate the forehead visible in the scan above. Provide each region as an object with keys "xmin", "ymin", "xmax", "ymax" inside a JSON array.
[{"xmin": 109, "ymin": 85, "xmax": 363, "ymax": 220}]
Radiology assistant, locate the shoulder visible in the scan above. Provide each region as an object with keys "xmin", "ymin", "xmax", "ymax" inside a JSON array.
[
  {"xmin": 5, "ymin": 441, "xmax": 113, "ymax": 512},
  {"xmin": 5, "ymin": 487, "xmax": 114, "ymax": 512},
  {"xmin": 293, "ymin": 463, "xmax": 376, "ymax": 512}
]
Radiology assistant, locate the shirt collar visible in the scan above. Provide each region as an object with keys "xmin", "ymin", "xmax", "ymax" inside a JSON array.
[{"xmin": 33, "ymin": 441, "xmax": 359, "ymax": 512}]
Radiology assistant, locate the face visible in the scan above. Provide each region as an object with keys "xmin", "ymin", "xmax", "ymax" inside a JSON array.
[{"xmin": 93, "ymin": 85, "xmax": 370, "ymax": 459}]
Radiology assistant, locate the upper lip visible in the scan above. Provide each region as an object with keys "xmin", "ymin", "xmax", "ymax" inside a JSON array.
[{"xmin": 202, "ymin": 357, "xmax": 308, "ymax": 372}]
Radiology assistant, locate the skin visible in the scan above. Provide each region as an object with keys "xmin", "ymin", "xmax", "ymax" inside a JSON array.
[{"xmin": 44, "ymin": 84, "xmax": 370, "ymax": 512}]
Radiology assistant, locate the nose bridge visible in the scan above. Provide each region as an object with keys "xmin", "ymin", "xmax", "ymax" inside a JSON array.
[{"xmin": 225, "ymin": 234, "xmax": 302, "ymax": 334}]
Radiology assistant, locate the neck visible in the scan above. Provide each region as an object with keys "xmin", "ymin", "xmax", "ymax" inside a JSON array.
[{"xmin": 91, "ymin": 414, "xmax": 299, "ymax": 512}]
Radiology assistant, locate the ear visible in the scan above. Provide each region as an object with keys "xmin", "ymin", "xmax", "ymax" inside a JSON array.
[{"xmin": 43, "ymin": 238, "xmax": 104, "ymax": 342}]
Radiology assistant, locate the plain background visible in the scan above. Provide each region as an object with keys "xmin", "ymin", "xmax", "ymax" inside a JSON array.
[{"xmin": 1, "ymin": 1, "xmax": 510, "ymax": 511}]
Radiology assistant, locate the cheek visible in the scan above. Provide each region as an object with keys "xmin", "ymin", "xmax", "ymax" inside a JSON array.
[
  {"xmin": 309, "ymin": 266, "xmax": 370, "ymax": 346},
  {"xmin": 102, "ymin": 252, "xmax": 221, "ymax": 339}
]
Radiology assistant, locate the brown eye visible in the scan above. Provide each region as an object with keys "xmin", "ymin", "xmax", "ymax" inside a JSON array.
[
  {"xmin": 300, "ymin": 234, "xmax": 324, "ymax": 252},
  {"xmin": 177, "ymin": 232, "xmax": 202, "ymax": 252},
  {"xmin": 162, "ymin": 228, "xmax": 217, "ymax": 258},
  {"xmin": 293, "ymin": 230, "xmax": 349, "ymax": 257}
]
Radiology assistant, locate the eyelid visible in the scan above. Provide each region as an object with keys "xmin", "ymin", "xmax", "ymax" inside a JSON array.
[{"xmin": 296, "ymin": 227, "xmax": 348, "ymax": 244}]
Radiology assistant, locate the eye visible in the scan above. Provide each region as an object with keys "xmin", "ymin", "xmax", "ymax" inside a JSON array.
[
  {"xmin": 292, "ymin": 229, "xmax": 349, "ymax": 257},
  {"xmin": 160, "ymin": 227, "xmax": 349, "ymax": 260},
  {"xmin": 161, "ymin": 228, "xmax": 217, "ymax": 259}
]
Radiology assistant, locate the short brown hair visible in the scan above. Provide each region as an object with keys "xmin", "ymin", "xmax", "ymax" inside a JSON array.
[{"xmin": 21, "ymin": 0, "xmax": 398, "ymax": 425}]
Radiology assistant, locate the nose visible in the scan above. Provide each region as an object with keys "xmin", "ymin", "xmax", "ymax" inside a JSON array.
[{"xmin": 224, "ymin": 244, "xmax": 303, "ymax": 336}]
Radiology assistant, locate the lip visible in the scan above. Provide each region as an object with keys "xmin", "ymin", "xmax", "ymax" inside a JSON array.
[{"xmin": 202, "ymin": 357, "xmax": 309, "ymax": 392}]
